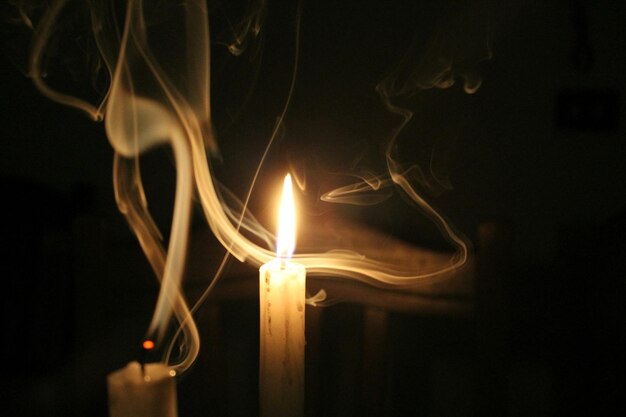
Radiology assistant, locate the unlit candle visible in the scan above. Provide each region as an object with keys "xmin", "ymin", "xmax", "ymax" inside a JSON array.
[{"xmin": 107, "ymin": 361, "xmax": 177, "ymax": 417}]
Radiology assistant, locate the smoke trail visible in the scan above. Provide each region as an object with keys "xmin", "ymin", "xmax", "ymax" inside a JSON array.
[
  {"xmin": 18, "ymin": 0, "xmax": 106, "ymax": 120},
  {"xmin": 320, "ymin": 171, "xmax": 393, "ymax": 206},
  {"xmin": 113, "ymin": 155, "xmax": 199, "ymax": 372},
  {"xmin": 16, "ymin": 0, "xmax": 494, "ymax": 372}
]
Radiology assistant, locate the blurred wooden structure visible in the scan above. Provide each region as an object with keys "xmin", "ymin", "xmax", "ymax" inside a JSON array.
[{"xmin": 179, "ymin": 221, "xmax": 511, "ymax": 417}]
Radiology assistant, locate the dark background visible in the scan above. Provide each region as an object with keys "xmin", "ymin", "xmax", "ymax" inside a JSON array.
[{"xmin": 2, "ymin": 0, "xmax": 625, "ymax": 416}]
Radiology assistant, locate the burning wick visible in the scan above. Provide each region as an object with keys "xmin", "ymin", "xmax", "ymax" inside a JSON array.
[
  {"xmin": 140, "ymin": 339, "xmax": 156, "ymax": 376},
  {"xmin": 259, "ymin": 174, "xmax": 306, "ymax": 417},
  {"xmin": 143, "ymin": 339, "xmax": 156, "ymax": 351}
]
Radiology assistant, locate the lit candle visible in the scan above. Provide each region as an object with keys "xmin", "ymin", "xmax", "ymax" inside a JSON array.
[
  {"xmin": 107, "ymin": 360, "xmax": 178, "ymax": 417},
  {"xmin": 259, "ymin": 174, "xmax": 305, "ymax": 417}
]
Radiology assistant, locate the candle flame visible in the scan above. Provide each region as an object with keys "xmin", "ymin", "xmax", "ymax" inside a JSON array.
[{"xmin": 276, "ymin": 174, "xmax": 296, "ymax": 260}]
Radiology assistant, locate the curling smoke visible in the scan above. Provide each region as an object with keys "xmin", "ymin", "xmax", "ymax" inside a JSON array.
[{"xmin": 16, "ymin": 0, "xmax": 493, "ymax": 372}]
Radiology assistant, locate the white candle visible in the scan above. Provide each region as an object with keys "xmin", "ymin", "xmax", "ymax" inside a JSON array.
[
  {"xmin": 259, "ymin": 174, "xmax": 305, "ymax": 417},
  {"xmin": 107, "ymin": 361, "xmax": 178, "ymax": 417}
]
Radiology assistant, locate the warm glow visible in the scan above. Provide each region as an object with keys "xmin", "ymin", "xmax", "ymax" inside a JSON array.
[
  {"xmin": 276, "ymin": 174, "xmax": 296, "ymax": 260},
  {"xmin": 20, "ymin": 0, "xmax": 475, "ymax": 378}
]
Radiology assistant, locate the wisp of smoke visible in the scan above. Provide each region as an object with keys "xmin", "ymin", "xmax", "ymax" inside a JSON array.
[{"xmin": 14, "ymin": 0, "xmax": 492, "ymax": 373}]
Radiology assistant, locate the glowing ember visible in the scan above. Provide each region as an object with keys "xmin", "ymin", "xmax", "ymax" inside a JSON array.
[{"xmin": 142, "ymin": 340, "xmax": 155, "ymax": 351}]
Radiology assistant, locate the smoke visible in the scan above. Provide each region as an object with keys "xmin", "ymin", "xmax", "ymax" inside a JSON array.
[
  {"xmin": 320, "ymin": 171, "xmax": 393, "ymax": 206},
  {"xmin": 13, "ymin": 0, "xmax": 493, "ymax": 373}
]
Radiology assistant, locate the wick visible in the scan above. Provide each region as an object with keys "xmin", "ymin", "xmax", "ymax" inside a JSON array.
[{"xmin": 140, "ymin": 339, "xmax": 155, "ymax": 377}]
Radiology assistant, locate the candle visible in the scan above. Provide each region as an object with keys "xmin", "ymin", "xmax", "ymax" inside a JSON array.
[
  {"xmin": 259, "ymin": 174, "xmax": 305, "ymax": 417},
  {"xmin": 107, "ymin": 361, "xmax": 178, "ymax": 417}
]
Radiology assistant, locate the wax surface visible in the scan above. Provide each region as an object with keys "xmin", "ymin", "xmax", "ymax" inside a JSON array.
[
  {"xmin": 259, "ymin": 260, "xmax": 306, "ymax": 417},
  {"xmin": 107, "ymin": 361, "xmax": 177, "ymax": 417}
]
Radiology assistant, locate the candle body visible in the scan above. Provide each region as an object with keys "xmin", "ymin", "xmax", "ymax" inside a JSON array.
[
  {"xmin": 259, "ymin": 260, "xmax": 306, "ymax": 417},
  {"xmin": 107, "ymin": 362, "xmax": 177, "ymax": 417}
]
